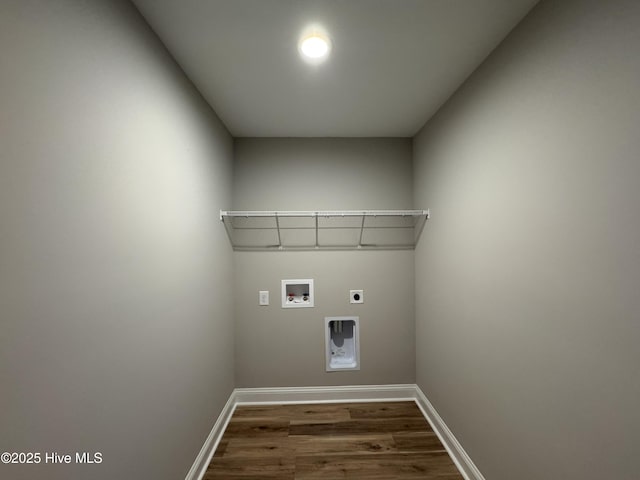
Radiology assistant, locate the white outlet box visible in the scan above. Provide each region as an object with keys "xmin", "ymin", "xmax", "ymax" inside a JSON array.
[
  {"xmin": 350, "ymin": 289, "xmax": 364, "ymax": 304},
  {"xmin": 259, "ymin": 290, "xmax": 269, "ymax": 306}
]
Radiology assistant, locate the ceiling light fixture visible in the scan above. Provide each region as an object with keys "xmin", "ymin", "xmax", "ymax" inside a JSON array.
[{"xmin": 298, "ymin": 27, "xmax": 331, "ymax": 63}]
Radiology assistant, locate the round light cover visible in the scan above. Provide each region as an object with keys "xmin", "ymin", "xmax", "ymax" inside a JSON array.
[
  {"xmin": 298, "ymin": 28, "xmax": 331, "ymax": 63},
  {"xmin": 300, "ymin": 35, "xmax": 329, "ymax": 58}
]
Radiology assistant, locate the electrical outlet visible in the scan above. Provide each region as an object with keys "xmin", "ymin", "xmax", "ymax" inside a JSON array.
[
  {"xmin": 259, "ymin": 290, "xmax": 269, "ymax": 306},
  {"xmin": 350, "ymin": 289, "xmax": 364, "ymax": 304}
]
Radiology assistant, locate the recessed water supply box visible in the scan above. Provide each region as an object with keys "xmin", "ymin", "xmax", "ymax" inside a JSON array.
[
  {"xmin": 281, "ymin": 279, "xmax": 314, "ymax": 308},
  {"xmin": 325, "ymin": 316, "xmax": 360, "ymax": 371}
]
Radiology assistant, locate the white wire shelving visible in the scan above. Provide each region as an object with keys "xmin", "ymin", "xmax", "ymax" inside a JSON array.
[{"xmin": 220, "ymin": 209, "xmax": 429, "ymax": 251}]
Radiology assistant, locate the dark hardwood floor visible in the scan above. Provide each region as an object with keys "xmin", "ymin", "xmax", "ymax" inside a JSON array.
[{"xmin": 204, "ymin": 401, "xmax": 464, "ymax": 479}]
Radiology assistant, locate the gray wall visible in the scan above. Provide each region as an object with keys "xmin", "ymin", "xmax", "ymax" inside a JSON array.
[
  {"xmin": 233, "ymin": 138, "xmax": 415, "ymax": 387},
  {"xmin": 413, "ymin": 0, "xmax": 640, "ymax": 479},
  {"xmin": 0, "ymin": 1, "xmax": 234, "ymax": 479}
]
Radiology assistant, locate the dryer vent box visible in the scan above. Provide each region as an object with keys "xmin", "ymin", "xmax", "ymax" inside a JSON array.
[{"xmin": 325, "ymin": 316, "xmax": 360, "ymax": 371}]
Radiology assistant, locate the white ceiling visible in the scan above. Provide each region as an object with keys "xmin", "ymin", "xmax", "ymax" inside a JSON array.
[{"xmin": 132, "ymin": 0, "xmax": 538, "ymax": 137}]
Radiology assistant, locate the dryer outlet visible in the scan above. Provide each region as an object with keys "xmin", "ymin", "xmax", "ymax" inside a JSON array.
[{"xmin": 350, "ymin": 289, "xmax": 364, "ymax": 304}]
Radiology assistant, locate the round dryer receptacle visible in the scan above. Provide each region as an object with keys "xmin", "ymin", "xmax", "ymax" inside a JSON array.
[{"xmin": 349, "ymin": 289, "xmax": 364, "ymax": 304}]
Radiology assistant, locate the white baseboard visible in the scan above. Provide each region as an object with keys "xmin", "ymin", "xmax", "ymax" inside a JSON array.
[
  {"xmin": 234, "ymin": 383, "xmax": 417, "ymax": 404},
  {"xmin": 186, "ymin": 384, "xmax": 484, "ymax": 480},
  {"xmin": 414, "ymin": 386, "xmax": 486, "ymax": 480},
  {"xmin": 184, "ymin": 391, "xmax": 237, "ymax": 480}
]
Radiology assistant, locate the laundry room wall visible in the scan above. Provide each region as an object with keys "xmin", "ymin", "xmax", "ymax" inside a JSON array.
[
  {"xmin": 0, "ymin": 1, "xmax": 234, "ymax": 479},
  {"xmin": 413, "ymin": 0, "xmax": 640, "ymax": 478},
  {"xmin": 232, "ymin": 138, "xmax": 416, "ymax": 387}
]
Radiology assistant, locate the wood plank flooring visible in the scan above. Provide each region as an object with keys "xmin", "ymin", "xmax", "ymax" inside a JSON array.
[{"xmin": 204, "ymin": 401, "xmax": 464, "ymax": 479}]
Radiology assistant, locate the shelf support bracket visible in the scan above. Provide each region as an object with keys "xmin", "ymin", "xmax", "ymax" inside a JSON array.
[
  {"xmin": 357, "ymin": 214, "xmax": 366, "ymax": 247},
  {"xmin": 275, "ymin": 213, "xmax": 282, "ymax": 248}
]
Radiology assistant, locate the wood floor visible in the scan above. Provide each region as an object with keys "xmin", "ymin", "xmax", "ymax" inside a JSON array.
[{"xmin": 204, "ymin": 401, "xmax": 464, "ymax": 479}]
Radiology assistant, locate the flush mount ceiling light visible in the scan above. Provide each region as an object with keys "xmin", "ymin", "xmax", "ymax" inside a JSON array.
[
  {"xmin": 298, "ymin": 26, "xmax": 331, "ymax": 64},
  {"xmin": 300, "ymin": 35, "xmax": 329, "ymax": 58}
]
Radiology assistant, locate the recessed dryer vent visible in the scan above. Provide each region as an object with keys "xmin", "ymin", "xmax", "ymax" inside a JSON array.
[{"xmin": 325, "ymin": 316, "xmax": 360, "ymax": 371}]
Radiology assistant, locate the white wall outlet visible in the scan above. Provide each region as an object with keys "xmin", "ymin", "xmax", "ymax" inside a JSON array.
[
  {"xmin": 350, "ymin": 289, "xmax": 364, "ymax": 304},
  {"xmin": 259, "ymin": 290, "xmax": 269, "ymax": 306}
]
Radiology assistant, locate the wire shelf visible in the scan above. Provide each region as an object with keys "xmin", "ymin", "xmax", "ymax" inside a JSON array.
[{"xmin": 220, "ymin": 210, "xmax": 429, "ymax": 251}]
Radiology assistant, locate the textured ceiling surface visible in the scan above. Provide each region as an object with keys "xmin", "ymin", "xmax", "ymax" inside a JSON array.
[{"xmin": 132, "ymin": 0, "xmax": 538, "ymax": 137}]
